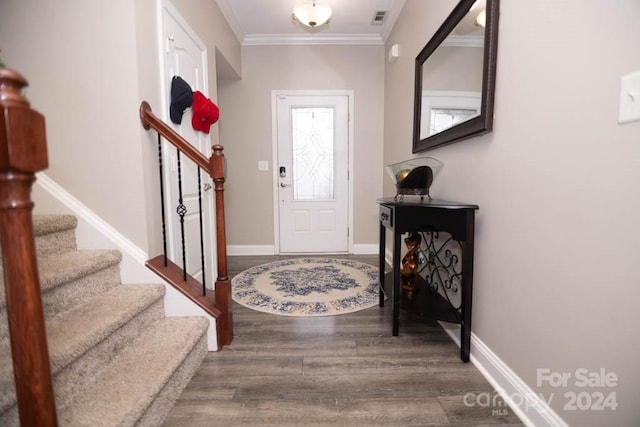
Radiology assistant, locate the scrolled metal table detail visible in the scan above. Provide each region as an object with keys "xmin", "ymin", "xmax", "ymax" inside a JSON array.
[{"xmin": 416, "ymin": 230, "xmax": 462, "ymax": 312}]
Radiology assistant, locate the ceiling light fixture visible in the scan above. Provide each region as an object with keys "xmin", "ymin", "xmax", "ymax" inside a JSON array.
[{"xmin": 292, "ymin": 0, "xmax": 332, "ymax": 28}]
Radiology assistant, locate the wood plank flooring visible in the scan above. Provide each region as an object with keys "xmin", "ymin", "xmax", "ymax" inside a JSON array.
[{"xmin": 162, "ymin": 255, "xmax": 523, "ymax": 426}]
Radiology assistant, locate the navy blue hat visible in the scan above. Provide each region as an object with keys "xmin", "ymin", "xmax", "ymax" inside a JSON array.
[{"xmin": 170, "ymin": 76, "xmax": 193, "ymax": 124}]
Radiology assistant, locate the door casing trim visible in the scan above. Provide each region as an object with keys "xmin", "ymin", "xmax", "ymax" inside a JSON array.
[{"xmin": 271, "ymin": 90, "xmax": 354, "ymax": 254}]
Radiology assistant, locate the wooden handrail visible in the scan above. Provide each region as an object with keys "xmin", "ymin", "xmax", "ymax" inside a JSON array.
[
  {"xmin": 0, "ymin": 68, "xmax": 58, "ymax": 425},
  {"xmin": 139, "ymin": 101, "xmax": 209, "ymax": 171},
  {"xmin": 139, "ymin": 101, "xmax": 232, "ymax": 348}
]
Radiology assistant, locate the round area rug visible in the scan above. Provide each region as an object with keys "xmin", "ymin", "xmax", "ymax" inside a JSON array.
[{"xmin": 231, "ymin": 258, "xmax": 381, "ymax": 316}]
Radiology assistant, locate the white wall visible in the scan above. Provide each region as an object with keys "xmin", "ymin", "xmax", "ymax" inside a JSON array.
[
  {"xmin": 385, "ymin": 1, "xmax": 640, "ymax": 425},
  {"xmin": 0, "ymin": 0, "xmax": 150, "ymax": 250},
  {"xmin": 0, "ymin": 0, "xmax": 240, "ymax": 258},
  {"xmin": 218, "ymin": 44, "xmax": 384, "ymax": 251}
]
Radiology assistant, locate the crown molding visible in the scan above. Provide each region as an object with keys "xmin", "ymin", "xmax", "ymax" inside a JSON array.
[
  {"xmin": 242, "ymin": 33, "xmax": 384, "ymax": 46},
  {"xmin": 216, "ymin": 0, "xmax": 403, "ymax": 46}
]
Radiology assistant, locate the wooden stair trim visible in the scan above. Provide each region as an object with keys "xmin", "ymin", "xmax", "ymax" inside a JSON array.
[
  {"xmin": 139, "ymin": 101, "xmax": 209, "ymax": 171},
  {"xmin": 1, "ymin": 67, "xmax": 58, "ymax": 426},
  {"xmin": 146, "ymin": 255, "xmax": 222, "ymax": 320}
]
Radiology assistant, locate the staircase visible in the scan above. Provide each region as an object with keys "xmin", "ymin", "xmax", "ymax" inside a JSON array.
[{"xmin": 0, "ymin": 214, "xmax": 208, "ymax": 426}]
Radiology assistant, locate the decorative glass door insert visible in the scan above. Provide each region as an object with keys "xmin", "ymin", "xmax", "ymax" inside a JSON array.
[{"xmin": 291, "ymin": 107, "xmax": 335, "ymax": 201}]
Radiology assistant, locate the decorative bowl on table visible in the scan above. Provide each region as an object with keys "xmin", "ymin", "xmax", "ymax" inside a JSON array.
[{"xmin": 385, "ymin": 157, "xmax": 444, "ymax": 202}]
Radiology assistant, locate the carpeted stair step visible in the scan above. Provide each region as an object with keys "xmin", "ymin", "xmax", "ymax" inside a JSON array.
[
  {"xmin": 0, "ymin": 214, "xmax": 78, "ymax": 261},
  {"xmin": 37, "ymin": 249, "xmax": 123, "ymax": 316},
  {"xmin": 57, "ymin": 316, "xmax": 208, "ymax": 427},
  {"xmin": 0, "ymin": 283, "xmax": 167, "ymax": 422},
  {"xmin": 0, "ymin": 249, "xmax": 122, "ymax": 313},
  {"xmin": 33, "ymin": 214, "xmax": 78, "ymax": 258},
  {"xmin": 0, "ymin": 249, "xmax": 123, "ymax": 343},
  {"xmin": 0, "ymin": 213, "xmax": 209, "ymax": 426}
]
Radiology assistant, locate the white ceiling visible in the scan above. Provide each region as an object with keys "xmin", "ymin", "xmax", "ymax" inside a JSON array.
[{"xmin": 215, "ymin": 0, "xmax": 406, "ymax": 45}]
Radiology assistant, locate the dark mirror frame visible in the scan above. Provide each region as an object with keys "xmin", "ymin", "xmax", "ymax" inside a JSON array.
[{"xmin": 412, "ymin": 0, "xmax": 499, "ymax": 153}]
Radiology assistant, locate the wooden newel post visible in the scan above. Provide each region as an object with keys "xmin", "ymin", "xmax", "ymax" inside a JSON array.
[
  {"xmin": 0, "ymin": 68, "xmax": 58, "ymax": 426},
  {"xmin": 210, "ymin": 144, "xmax": 233, "ymax": 346}
]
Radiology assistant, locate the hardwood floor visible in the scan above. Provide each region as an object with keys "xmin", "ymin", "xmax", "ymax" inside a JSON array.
[{"xmin": 163, "ymin": 255, "xmax": 523, "ymax": 426}]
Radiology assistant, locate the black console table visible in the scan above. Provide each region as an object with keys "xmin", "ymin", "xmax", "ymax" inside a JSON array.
[{"xmin": 377, "ymin": 198, "xmax": 478, "ymax": 362}]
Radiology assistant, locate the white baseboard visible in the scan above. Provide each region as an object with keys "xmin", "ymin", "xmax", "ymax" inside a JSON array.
[
  {"xmin": 381, "ymin": 240, "xmax": 565, "ymax": 426},
  {"xmin": 353, "ymin": 243, "xmax": 379, "ymax": 254},
  {"xmin": 227, "ymin": 244, "xmax": 276, "ymax": 256},
  {"xmin": 227, "ymin": 244, "xmax": 379, "ymax": 256},
  {"xmin": 438, "ymin": 322, "xmax": 568, "ymax": 427}
]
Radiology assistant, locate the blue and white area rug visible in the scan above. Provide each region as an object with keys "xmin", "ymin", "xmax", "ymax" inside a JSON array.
[{"xmin": 231, "ymin": 258, "xmax": 381, "ymax": 317}]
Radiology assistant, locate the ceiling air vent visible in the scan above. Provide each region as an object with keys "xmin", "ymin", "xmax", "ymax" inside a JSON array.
[{"xmin": 371, "ymin": 10, "xmax": 387, "ymax": 25}]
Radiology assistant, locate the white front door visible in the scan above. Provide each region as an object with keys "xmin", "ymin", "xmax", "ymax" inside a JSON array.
[
  {"xmin": 161, "ymin": 2, "xmax": 216, "ymax": 286},
  {"xmin": 275, "ymin": 93, "xmax": 350, "ymax": 253}
]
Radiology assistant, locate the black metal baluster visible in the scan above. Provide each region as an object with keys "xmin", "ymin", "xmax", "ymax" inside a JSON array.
[
  {"xmin": 197, "ymin": 167, "xmax": 206, "ymax": 295},
  {"xmin": 176, "ymin": 149, "xmax": 187, "ymax": 281},
  {"xmin": 157, "ymin": 134, "xmax": 168, "ymax": 266}
]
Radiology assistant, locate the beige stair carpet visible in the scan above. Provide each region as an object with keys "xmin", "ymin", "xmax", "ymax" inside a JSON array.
[{"xmin": 0, "ymin": 214, "xmax": 208, "ymax": 426}]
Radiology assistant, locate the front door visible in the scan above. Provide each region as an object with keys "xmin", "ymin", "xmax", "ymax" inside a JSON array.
[
  {"xmin": 275, "ymin": 93, "xmax": 350, "ymax": 253},
  {"xmin": 161, "ymin": 2, "xmax": 215, "ymax": 286}
]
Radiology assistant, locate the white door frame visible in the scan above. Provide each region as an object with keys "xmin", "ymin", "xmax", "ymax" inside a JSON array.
[
  {"xmin": 271, "ymin": 90, "xmax": 354, "ymax": 254},
  {"xmin": 156, "ymin": 0, "xmax": 217, "ymax": 285}
]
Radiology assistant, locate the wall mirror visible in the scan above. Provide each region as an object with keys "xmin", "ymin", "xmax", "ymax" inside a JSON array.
[{"xmin": 413, "ymin": 0, "xmax": 499, "ymax": 153}]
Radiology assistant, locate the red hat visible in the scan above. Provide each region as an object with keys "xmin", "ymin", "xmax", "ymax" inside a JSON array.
[{"xmin": 191, "ymin": 90, "xmax": 220, "ymax": 134}]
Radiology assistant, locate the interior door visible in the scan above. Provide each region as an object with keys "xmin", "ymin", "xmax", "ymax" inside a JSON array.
[
  {"xmin": 162, "ymin": 2, "xmax": 216, "ymax": 286},
  {"xmin": 276, "ymin": 93, "xmax": 349, "ymax": 253}
]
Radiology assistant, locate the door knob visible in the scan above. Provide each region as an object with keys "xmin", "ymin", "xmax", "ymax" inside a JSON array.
[
  {"xmin": 203, "ymin": 183, "xmax": 212, "ymax": 191},
  {"xmin": 280, "ymin": 183, "xmax": 290, "ymax": 187}
]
